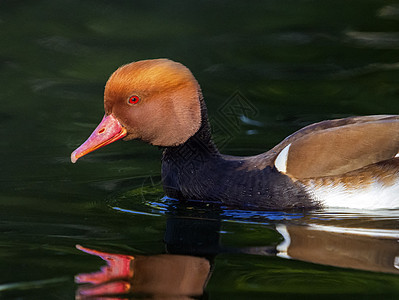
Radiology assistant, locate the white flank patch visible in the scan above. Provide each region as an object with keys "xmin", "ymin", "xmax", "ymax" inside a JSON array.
[
  {"xmin": 306, "ymin": 179, "xmax": 399, "ymax": 209},
  {"xmin": 275, "ymin": 144, "xmax": 291, "ymax": 174},
  {"xmin": 275, "ymin": 224, "xmax": 291, "ymax": 259},
  {"xmin": 395, "ymin": 152, "xmax": 399, "ymax": 158}
]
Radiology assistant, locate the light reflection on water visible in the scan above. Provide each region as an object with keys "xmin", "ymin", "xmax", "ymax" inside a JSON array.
[
  {"xmin": 75, "ymin": 190, "xmax": 399, "ymax": 299},
  {"xmin": 113, "ymin": 187, "xmax": 399, "ymax": 226},
  {"xmin": 113, "ymin": 189, "xmax": 399, "ymax": 256}
]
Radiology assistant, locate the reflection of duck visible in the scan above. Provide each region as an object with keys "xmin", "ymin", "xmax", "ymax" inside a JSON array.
[
  {"xmin": 275, "ymin": 223, "xmax": 399, "ymax": 274},
  {"xmin": 76, "ymin": 245, "xmax": 211, "ymax": 299},
  {"xmin": 76, "ymin": 207, "xmax": 399, "ymax": 299},
  {"xmin": 71, "ymin": 59, "xmax": 399, "ymax": 209},
  {"xmin": 76, "ymin": 210, "xmax": 221, "ymax": 299}
]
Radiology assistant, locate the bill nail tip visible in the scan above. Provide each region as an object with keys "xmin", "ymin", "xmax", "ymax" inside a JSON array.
[{"xmin": 71, "ymin": 152, "xmax": 78, "ymax": 163}]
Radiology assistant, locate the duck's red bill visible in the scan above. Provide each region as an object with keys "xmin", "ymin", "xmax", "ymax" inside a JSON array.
[{"xmin": 71, "ymin": 114, "xmax": 127, "ymax": 163}]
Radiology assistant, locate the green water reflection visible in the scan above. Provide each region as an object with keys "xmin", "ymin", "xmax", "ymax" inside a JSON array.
[{"xmin": 1, "ymin": 0, "xmax": 399, "ymax": 298}]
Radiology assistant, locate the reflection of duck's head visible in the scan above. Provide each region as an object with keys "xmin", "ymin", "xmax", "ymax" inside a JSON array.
[
  {"xmin": 71, "ymin": 59, "xmax": 399, "ymax": 210},
  {"xmin": 75, "ymin": 245, "xmax": 211, "ymax": 298},
  {"xmin": 75, "ymin": 214, "xmax": 221, "ymax": 298}
]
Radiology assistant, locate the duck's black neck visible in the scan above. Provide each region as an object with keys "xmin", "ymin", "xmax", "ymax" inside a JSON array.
[
  {"xmin": 162, "ymin": 93, "xmax": 219, "ymax": 161},
  {"xmin": 161, "ymin": 94, "xmax": 222, "ymax": 200},
  {"xmin": 160, "ymin": 95, "xmax": 314, "ymax": 210}
]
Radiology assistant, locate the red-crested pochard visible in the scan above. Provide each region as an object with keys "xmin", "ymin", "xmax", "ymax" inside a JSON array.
[{"xmin": 71, "ymin": 59, "xmax": 399, "ymax": 210}]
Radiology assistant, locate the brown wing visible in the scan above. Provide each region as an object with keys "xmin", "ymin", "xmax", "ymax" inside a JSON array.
[{"xmin": 278, "ymin": 115, "xmax": 399, "ymax": 179}]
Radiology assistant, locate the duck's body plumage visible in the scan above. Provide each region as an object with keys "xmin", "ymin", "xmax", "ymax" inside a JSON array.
[
  {"xmin": 273, "ymin": 115, "xmax": 399, "ymax": 209},
  {"xmin": 161, "ymin": 113, "xmax": 399, "ymax": 210},
  {"xmin": 71, "ymin": 59, "xmax": 399, "ymax": 210},
  {"xmin": 161, "ymin": 120, "xmax": 313, "ymax": 210}
]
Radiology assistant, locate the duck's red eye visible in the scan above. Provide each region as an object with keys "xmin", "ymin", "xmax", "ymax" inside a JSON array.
[{"xmin": 128, "ymin": 95, "xmax": 140, "ymax": 105}]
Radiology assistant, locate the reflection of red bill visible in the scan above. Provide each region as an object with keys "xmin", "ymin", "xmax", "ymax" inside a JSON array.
[
  {"xmin": 77, "ymin": 280, "xmax": 131, "ymax": 297},
  {"xmin": 75, "ymin": 245, "xmax": 134, "ymax": 284},
  {"xmin": 75, "ymin": 245, "xmax": 133, "ymax": 297},
  {"xmin": 71, "ymin": 114, "xmax": 127, "ymax": 163}
]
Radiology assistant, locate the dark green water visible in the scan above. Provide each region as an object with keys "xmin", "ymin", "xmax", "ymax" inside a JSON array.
[{"xmin": 1, "ymin": 0, "xmax": 399, "ymax": 299}]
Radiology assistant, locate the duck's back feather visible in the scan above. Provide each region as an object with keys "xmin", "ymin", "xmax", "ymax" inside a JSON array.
[{"xmin": 272, "ymin": 115, "xmax": 399, "ymax": 179}]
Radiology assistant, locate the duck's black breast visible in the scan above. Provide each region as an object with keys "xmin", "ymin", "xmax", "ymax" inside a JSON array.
[
  {"xmin": 160, "ymin": 108, "xmax": 317, "ymax": 210},
  {"xmin": 161, "ymin": 149, "xmax": 317, "ymax": 210}
]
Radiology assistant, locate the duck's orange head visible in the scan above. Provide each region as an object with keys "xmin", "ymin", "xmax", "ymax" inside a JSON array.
[{"xmin": 71, "ymin": 59, "xmax": 202, "ymax": 163}]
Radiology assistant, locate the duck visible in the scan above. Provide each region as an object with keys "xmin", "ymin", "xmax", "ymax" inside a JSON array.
[{"xmin": 71, "ymin": 59, "xmax": 399, "ymax": 210}]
